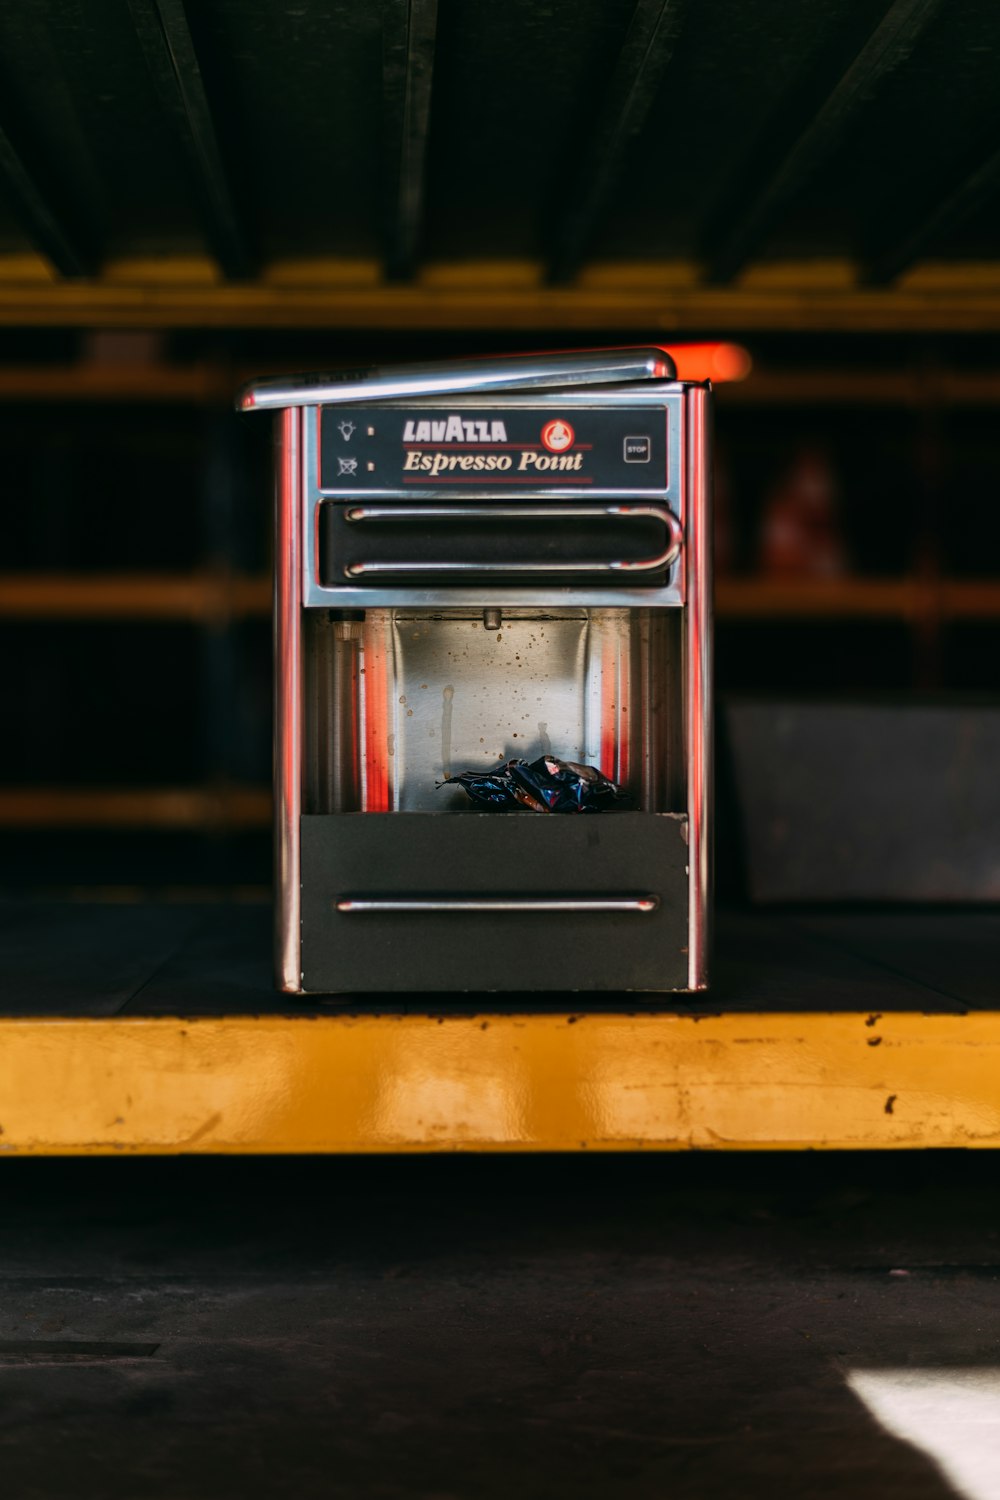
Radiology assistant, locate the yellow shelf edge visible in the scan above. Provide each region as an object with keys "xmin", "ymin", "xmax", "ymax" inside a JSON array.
[
  {"xmin": 0, "ymin": 1010, "xmax": 996, "ymax": 1154},
  {"xmin": 3, "ymin": 257, "xmax": 1000, "ymax": 330}
]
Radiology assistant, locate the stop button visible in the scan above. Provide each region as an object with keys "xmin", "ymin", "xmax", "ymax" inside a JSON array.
[{"xmin": 624, "ymin": 435, "xmax": 651, "ymax": 463}]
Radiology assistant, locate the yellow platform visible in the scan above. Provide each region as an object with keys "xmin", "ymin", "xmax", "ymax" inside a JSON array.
[
  {"xmin": 2, "ymin": 903, "xmax": 997, "ymax": 1154},
  {"xmin": 1, "ymin": 1010, "xmax": 998, "ymax": 1154}
]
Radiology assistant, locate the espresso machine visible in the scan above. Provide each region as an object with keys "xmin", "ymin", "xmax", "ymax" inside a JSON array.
[{"xmin": 240, "ymin": 349, "xmax": 711, "ymax": 994}]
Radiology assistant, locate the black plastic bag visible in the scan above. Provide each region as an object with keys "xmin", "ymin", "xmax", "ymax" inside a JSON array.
[{"xmin": 440, "ymin": 755, "xmax": 626, "ymax": 813}]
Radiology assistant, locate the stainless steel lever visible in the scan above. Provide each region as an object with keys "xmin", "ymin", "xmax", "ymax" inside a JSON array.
[{"xmin": 335, "ymin": 895, "xmax": 660, "ymax": 914}]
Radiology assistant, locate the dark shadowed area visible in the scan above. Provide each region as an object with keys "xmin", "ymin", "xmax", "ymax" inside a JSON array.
[{"xmin": 0, "ymin": 1153, "xmax": 998, "ymax": 1499}]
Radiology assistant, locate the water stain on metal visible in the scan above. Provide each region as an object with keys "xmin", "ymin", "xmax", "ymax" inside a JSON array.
[{"xmin": 441, "ymin": 684, "xmax": 455, "ymax": 779}]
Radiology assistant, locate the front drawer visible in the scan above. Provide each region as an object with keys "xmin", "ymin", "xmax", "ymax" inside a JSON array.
[
  {"xmin": 300, "ymin": 811, "xmax": 690, "ymax": 993},
  {"xmin": 317, "ymin": 500, "xmax": 682, "ymax": 588}
]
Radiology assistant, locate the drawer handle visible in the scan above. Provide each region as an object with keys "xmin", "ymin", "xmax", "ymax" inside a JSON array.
[
  {"xmin": 341, "ymin": 504, "xmax": 681, "ymax": 577},
  {"xmin": 335, "ymin": 895, "xmax": 660, "ymax": 914}
]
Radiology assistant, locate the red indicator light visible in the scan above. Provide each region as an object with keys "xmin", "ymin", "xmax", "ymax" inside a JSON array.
[{"xmin": 659, "ymin": 343, "xmax": 752, "ymax": 383}]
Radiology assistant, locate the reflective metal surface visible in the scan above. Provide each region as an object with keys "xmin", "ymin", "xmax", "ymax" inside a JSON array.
[
  {"xmin": 239, "ymin": 348, "xmax": 676, "ymax": 411},
  {"xmin": 685, "ymin": 386, "xmax": 712, "ymax": 991},
  {"xmin": 335, "ymin": 896, "xmax": 659, "ymax": 913},
  {"xmin": 304, "ymin": 608, "xmax": 678, "ymax": 815},
  {"xmin": 274, "ymin": 408, "xmax": 303, "ymax": 992},
  {"xmin": 274, "ymin": 369, "xmax": 710, "ymax": 994}
]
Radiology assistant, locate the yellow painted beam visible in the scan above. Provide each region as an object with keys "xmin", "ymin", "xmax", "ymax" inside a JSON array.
[
  {"xmin": 13, "ymin": 575, "xmax": 1000, "ymax": 635},
  {"xmin": 0, "ymin": 1012, "xmax": 997, "ymax": 1153},
  {"xmin": 717, "ymin": 368, "xmax": 1000, "ymax": 406},
  {"xmin": 0, "ymin": 572, "xmax": 269, "ymax": 620},
  {"xmin": 0, "ymin": 362, "xmax": 230, "ymax": 401},
  {"xmin": 715, "ymin": 577, "xmax": 1000, "ymax": 621},
  {"xmin": 0, "ymin": 786, "xmax": 271, "ymax": 829},
  {"xmin": 1, "ymin": 257, "xmax": 1000, "ymax": 330}
]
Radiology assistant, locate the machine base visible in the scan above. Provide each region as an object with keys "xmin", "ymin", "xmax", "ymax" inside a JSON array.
[{"xmin": 299, "ymin": 812, "xmax": 692, "ymax": 994}]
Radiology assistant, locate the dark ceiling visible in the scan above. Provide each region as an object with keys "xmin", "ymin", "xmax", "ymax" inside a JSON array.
[{"xmin": 0, "ymin": 1, "xmax": 999, "ymax": 298}]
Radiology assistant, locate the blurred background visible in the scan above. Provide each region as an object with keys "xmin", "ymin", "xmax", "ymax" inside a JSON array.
[{"xmin": 4, "ymin": 0, "xmax": 1000, "ymax": 903}]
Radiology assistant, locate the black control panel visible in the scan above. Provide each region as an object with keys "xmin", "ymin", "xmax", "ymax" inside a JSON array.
[{"xmin": 319, "ymin": 405, "xmax": 668, "ymax": 492}]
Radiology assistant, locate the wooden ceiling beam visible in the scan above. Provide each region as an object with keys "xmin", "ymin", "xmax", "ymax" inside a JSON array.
[
  {"xmin": 866, "ymin": 142, "xmax": 1000, "ymax": 284},
  {"xmin": 382, "ymin": 0, "xmax": 439, "ymax": 282},
  {"xmin": 126, "ymin": 0, "xmax": 254, "ymax": 280},
  {"xmin": 0, "ymin": 123, "xmax": 93, "ymax": 278},
  {"xmin": 548, "ymin": 0, "xmax": 689, "ymax": 285},
  {"xmin": 705, "ymin": 0, "xmax": 944, "ymax": 284}
]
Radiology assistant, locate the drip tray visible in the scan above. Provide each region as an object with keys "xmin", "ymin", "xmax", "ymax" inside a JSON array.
[{"xmin": 300, "ymin": 812, "xmax": 690, "ymax": 993}]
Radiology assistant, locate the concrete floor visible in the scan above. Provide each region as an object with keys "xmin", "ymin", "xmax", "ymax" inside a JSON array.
[{"xmin": 0, "ymin": 1154, "xmax": 998, "ymax": 1499}]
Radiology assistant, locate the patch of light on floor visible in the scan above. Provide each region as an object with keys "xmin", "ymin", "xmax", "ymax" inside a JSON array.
[{"xmin": 848, "ymin": 1369, "xmax": 1000, "ymax": 1500}]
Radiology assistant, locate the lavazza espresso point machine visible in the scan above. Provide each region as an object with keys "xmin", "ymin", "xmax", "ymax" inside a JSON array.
[{"xmin": 240, "ymin": 348, "xmax": 711, "ymax": 996}]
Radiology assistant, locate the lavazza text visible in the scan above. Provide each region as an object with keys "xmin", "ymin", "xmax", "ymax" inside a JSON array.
[{"xmin": 401, "ymin": 415, "xmax": 583, "ymax": 474}]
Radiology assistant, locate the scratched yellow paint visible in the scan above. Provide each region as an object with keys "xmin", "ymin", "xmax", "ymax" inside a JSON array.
[{"xmin": 0, "ymin": 1013, "xmax": 997, "ymax": 1153}]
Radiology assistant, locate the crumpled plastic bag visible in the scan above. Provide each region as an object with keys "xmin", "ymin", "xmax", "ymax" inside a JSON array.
[{"xmin": 439, "ymin": 755, "xmax": 627, "ymax": 813}]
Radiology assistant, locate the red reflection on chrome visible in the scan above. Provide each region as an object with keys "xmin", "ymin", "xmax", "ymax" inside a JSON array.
[{"xmin": 362, "ymin": 619, "xmax": 391, "ymax": 812}]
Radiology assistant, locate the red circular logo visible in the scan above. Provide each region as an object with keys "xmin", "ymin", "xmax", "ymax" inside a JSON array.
[{"xmin": 541, "ymin": 419, "xmax": 575, "ymax": 453}]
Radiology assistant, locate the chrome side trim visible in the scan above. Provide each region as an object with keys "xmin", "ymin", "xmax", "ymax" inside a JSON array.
[
  {"xmin": 239, "ymin": 348, "xmax": 677, "ymax": 411},
  {"xmin": 275, "ymin": 407, "xmax": 303, "ymax": 993},
  {"xmin": 341, "ymin": 503, "xmax": 682, "ymax": 577},
  {"xmin": 685, "ymin": 386, "xmax": 713, "ymax": 990},
  {"xmin": 335, "ymin": 896, "xmax": 660, "ymax": 914}
]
